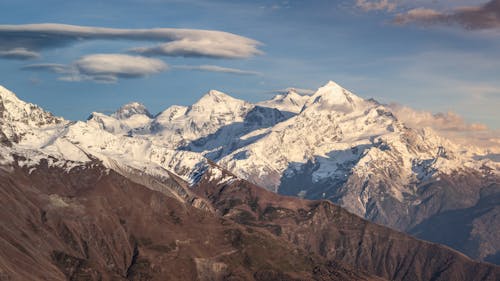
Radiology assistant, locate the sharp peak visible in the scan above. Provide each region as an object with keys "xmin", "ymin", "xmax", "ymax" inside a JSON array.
[
  {"xmin": 0, "ymin": 85, "xmax": 24, "ymax": 103},
  {"xmin": 299, "ymin": 80, "xmax": 367, "ymax": 112},
  {"xmin": 195, "ymin": 89, "xmax": 246, "ymax": 105},
  {"xmin": 271, "ymin": 90, "xmax": 299, "ymax": 100},
  {"xmin": 282, "ymin": 89, "xmax": 303, "ymax": 97},
  {"xmin": 0, "ymin": 85, "xmax": 47, "ymax": 113},
  {"xmin": 312, "ymin": 80, "xmax": 362, "ymax": 99},
  {"xmin": 323, "ymin": 80, "xmax": 342, "ymax": 88},
  {"xmin": 0, "ymin": 85, "xmax": 65, "ymax": 128},
  {"xmin": 315, "ymin": 80, "xmax": 347, "ymax": 93},
  {"xmin": 207, "ymin": 89, "xmax": 228, "ymax": 95},
  {"xmin": 205, "ymin": 89, "xmax": 233, "ymax": 99}
]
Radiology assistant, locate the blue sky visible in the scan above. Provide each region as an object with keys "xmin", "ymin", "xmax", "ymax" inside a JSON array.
[{"xmin": 0, "ymin": 0, "xmax": 499, "ymax": 130}]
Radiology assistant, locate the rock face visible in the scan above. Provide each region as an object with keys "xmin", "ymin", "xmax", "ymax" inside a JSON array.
[
  {"xmin": 1, "ymin": 157, "xmax": 499, "ymax": 281},
  {"xmin": 193, "ymin": 167, "xmax": 500, "ymax": 281},
  {"xmin": 0, "ymin": 162, "xmax": 383, "ymax": 281}
]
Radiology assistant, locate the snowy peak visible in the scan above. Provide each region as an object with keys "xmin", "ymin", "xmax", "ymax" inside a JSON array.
[
  {"xmin": 195, "ymin": 89, "xmax": 238, "ymax": 105},
  {"xmin": 187, "ymin": 89, "xmax": 252, "ymax": 121},
  {"xmin": 302, "ymin": 81, "xmax": 366, "ymax": 113},
  {"xmin": 206, "ymin": 89, "xmax": 232, "ymax": 99},
  {"xmin": 0, "ymin": 85, "xmax": 34, "ymax": 119},
  {"xmin": 86, "ymin": 102, "xmax": 153, "ymax": 135},
  {"xmin": 112, "ymin": 102, "xmax": 152, "ymax": 119},
  {"xmin": 155, "ymin": 105, "xmax": 188, "ymax": 123},
  {"xmin": 258, "ymin": 89, "xmax": 310, "ymax": 114},
  {"xmin": 191, "ymin": 90, "xmax": 249, "ymax": 110},
  {"xmin": 0, "ymin": 85, "xmax": 64, "ymax": 130},
  {"xmin": 0, "ymin": 85, "xmax": 19, "ymax": 103}
]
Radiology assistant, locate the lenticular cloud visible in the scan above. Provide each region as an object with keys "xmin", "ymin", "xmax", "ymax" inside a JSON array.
[{"xmin": 0, "ymin": 23, "xmax": 263, "ymax": 60}]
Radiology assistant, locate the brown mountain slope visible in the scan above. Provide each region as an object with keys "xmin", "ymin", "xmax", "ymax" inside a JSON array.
[
  {"xmin": 0, "ymin": 160, "xmax": 382, "ymax": 281},
  {"xmin": 193, "ymin": 167, "xmax": 500, "ymax": 281}
]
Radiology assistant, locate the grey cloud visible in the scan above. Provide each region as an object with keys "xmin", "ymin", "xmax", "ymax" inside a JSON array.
[
  {"xmin": 173, "ymin": 64, "xmax": 261, "ymax": 75},
  {"xmin": 21, "ymin": 63, "xmax": 71, "ymax": 73},
  {"xmin": 356, "ymin": 0, "xmax": 397, "ymax": 12},
  {"xmin": 273, "ymin": 87, "xmax": 315, "ymax": 95},
  {"xmin": 0, "ymin": 48, "xmax": 40, "ymax": 60},
  {"xmin": 394, "ymin": 0, "xmax": 500, "ymax": 30},
  {"xmin": 22, "ymin": 54, "xmax": 168, "ymax": 83},
  {"xmin": 0, "ymin": 23, "xmax": 263, "ymax": 60}
]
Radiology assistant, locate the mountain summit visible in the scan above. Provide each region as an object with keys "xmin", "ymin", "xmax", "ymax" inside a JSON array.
[
  {"xmin": 257, "ymin": 89, "xmax": 310, "ymax": 115},
  {"xmin": 302, "ymin": 80, "xmax": 367, "ymax": 113},
  {"xmin": 112, "ymin": 102, "xmax": 152, "ymax": 119}
]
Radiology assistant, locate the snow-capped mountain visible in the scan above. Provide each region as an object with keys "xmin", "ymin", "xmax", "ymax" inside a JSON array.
[
  {"xmin": 112, "ymin": 101, "xmax": 153, "ymax": 119},
  {"xmin": 89, "ymin": 89, "xmax": 288, "ymax": 161},
  {"xmin": 0, "ymin": 85, "xmax": 66, "ymax": 146},
  {"xmin": 0, "ymin": 85, "xmax": 214, "ymax": 206},
  {"xmin": 0, "ymin": 81, "xmax": 498, "ymax": 264},
  {"xmin": 257, "ymin": 88, "xmax": 310, "ymax": 116},
  {"xmin": 218, "ymin": 82, "xmax": 494, "ymax": 214},
  {"xmin": 86, "ymin": 102, "xmax": 153, "ymax": 135}
]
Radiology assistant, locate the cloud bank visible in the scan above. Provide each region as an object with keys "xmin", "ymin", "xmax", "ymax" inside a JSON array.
[
  {"xmin": 394, "ymin": 0, "xmax": 500, "ymax": 30},
  {"xmin": 22, "ymin": 54, "xmax": 168, "ymax": 83},
  {"xmin": 0, "ymin": 23, "xmax": 263, "ymax": 60},
  {"xmin": 388, "ymin": 103, "xmax": 500, "ymax": 153},
  {"xmin": 173, "ymin": 64, "xmax": 260, "ymax": 75}
]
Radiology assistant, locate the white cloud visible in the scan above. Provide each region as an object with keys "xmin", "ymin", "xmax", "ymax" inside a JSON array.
[
  {"xmin": 75, "ymin": 54, "xmax": 167, "ymax": 78},
  {"xmin": 0, "ymin": 23, "xmax": 263, "ymax": 60},
  {"xmin": 0, "ymin": 48, "xmax": 40, "ymax": 60},
  {"xmin": 131, "ymin": 38, "xmax": 263, "ymax": 59},
  {"xmin": 22, "ymin": 54, "xmax": 168, "ymax": 83},
  {"xmin": 173, "ymin": 64, "xmax": 260, "ymax": 75}
]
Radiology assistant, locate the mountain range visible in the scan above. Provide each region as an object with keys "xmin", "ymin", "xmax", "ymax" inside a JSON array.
[
  {"xmin": 0, "ymin": 82, "xmax": 499, "ymax": 280},
  {"xmin": 87, "ymin": 81, "xmax": 499, "ymax": 264}
]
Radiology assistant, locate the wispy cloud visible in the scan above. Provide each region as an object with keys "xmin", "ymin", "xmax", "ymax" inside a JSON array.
[
  {"xmin": 355, "ymin": 0, "xmax": 397, "ymax": 12},
  {"xmin": 0, "ymin": 48, "xmax": 40, "ymax": 60},
  {"xmin": 21, "ymin": 63, "xmax": 70, "ymax": 73},
  {"xmin": 394, "ymin": 0, "xmax": 500, "ymax": 30},
  {"xmin": 22, "ymin": 54, "xmax": 168, "ymax": 83},
  {"xmin": 173, "ymin": 64, "xmax": 261, "ymax": 75},
  {"xmin": 0, "ymin": 23, "xmax": 263, "ymax": 60},
  {"xmin": 23, "ymin": 57, "xmax": 260, "ymax": 82}
]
